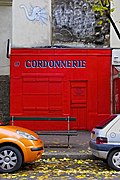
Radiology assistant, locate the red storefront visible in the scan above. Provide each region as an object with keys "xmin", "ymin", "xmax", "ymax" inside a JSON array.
[{"xmin": 10, "ymin": 48, "xmax": 112, "ymax": 131}]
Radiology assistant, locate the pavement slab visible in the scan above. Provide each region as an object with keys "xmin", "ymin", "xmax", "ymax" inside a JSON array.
[{"xmin": 39, "ymin": 130, "xmax": 93, "ymax": 159}]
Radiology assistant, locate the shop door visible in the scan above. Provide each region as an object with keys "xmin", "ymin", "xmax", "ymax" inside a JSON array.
[{"xmin": 70, "ymin": 81, "xmax": 87, "ymax": 129}]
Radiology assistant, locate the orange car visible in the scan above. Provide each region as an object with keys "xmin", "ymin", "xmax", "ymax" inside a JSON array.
[{"xmin": 0, "ymin": 125, "xmax": 44, "ymax": 173}]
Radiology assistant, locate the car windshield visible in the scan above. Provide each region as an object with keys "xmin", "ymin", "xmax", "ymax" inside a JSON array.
[{"xmin": 96, "ymin": 115, "xmax": 117, "ymax": 129}]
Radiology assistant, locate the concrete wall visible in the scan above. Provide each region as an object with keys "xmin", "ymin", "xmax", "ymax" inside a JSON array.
[
  {"xmin": 0, "ymin": 5, "xmax": 11, "ymax": 118},
  {"xmin": 110, "ymin": 0, "xmax": 120, "ymax": 48},
  {"xmin": 0, "ymin": 6, "xmax": 11, "ymax": 75},
  {"xmin": 12, "ymin": 0, "xmax": 51, "ymax": 47},
  {"xmin": 52, "ymin": 0, "xmax": 110, "ymax": 47}
]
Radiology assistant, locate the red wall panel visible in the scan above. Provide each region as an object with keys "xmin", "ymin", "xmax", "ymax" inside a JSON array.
[{"xmin": 10, "ymin": 48, "xmax": 112, "ymax": 130}]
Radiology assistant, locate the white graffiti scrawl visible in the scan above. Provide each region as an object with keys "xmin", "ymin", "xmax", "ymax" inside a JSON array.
[
  {"xmin": 20, "ymin": 4, "xmax": 48, "ymax": 24},
  {"xmin": 53, "ymin": 1, "xmax": 96, "ymax": 39}
]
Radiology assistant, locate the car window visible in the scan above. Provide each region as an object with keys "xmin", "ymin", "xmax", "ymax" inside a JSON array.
[{"xmin": 95, "ymin": 115, "xmax": 117, "ymax": 129}]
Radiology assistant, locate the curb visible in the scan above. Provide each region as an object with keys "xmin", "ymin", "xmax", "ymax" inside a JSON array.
[{"xmin": 42, "ymin": 152, "xmax": 93, "ymax": 160}]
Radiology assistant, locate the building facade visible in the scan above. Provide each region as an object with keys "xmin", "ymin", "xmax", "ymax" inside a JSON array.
[{"xmin": 0, "ymin": 0, "xmax": 120, "ymax": 129}]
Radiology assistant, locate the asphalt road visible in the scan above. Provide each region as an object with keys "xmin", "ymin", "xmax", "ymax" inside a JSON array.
[{"xmin": 1, "ymin": 158, "xmax": 120, "ymax": 180}]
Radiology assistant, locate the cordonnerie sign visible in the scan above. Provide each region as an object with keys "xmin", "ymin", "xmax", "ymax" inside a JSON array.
[{"xmin": 25, "ymin": 60, "xmax": 86, "ymax": 68}]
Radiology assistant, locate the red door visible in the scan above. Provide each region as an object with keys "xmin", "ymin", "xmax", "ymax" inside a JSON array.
[{"xmin": 70, "ymin": 81, "xmax": 87, "ymax": 129}]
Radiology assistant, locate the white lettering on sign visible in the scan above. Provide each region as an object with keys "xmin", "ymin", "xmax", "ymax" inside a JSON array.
[{"xmin": 25, "ymin": 60, "xmax": 86, "ymax": 68}]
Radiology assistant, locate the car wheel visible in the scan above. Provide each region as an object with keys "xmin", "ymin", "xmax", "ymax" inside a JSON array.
[
  {"xmin": 108, "ymin": 149, "xmax": 120, "ymax": 170},
  {"xmin": 0, "ymin": 146, "xmax": 23, "ymax": 173}
]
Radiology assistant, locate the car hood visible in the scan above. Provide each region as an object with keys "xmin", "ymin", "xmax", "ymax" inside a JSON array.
[{"xmin": 0, "ymin": 125, "xmax": 39, "ymax": 139}]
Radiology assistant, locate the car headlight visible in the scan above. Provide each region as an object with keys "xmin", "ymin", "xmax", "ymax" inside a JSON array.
[{"xmin": 16, "ymin": 130, "xmax": 38, "ymax": 140}]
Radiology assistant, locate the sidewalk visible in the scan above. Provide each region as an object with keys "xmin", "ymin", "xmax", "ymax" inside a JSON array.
[{"xmin": 39, "ymin": 131, "xmax": 93, "ymax": 159}]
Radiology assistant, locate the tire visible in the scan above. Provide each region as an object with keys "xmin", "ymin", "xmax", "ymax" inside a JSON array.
[
  {"xmin": 0, "ymin": 146, "xmax": 23, "ymax": 173},
  {"xmin": 107, "ymin": 149, "xmax": 120, "ymax": 171}
]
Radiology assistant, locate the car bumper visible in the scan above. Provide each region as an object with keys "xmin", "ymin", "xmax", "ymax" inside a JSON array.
[
  {"xmin": 89, "ymin": 140, "xmax": 115, "ymax": 159},
  {"xmin": 90, "ymin": 148, "xmax": 108, "ymax": 159},
  {"xmin": 21, "ymin": 137, "xmax": 44, "ymax": 163},
  {"xmin": 24, "ymin": 145, "xmax": 44, "ymax": 163}
]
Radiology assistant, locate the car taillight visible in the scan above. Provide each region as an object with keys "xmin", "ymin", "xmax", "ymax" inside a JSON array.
[
  {"xmin": 96, "ymin": 137, "xmax": 108, "ymax": 144},
  {"xmin": 91, "ymin": 130, "xmax": 95, "ymax": 139},
  {"xmin": 91, "ymin": 130, "xmax": 95, "ymax": 134}
]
